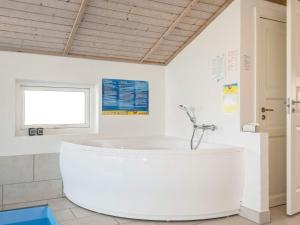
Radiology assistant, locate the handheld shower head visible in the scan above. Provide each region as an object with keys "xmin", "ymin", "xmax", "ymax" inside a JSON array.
[
  {"xmin": 179, "ymin": 105, "xmax": 188, "ymax": 112},
  {"xmin": 178, "ymin": 105, "xmax": 196, "ymax": 124}
]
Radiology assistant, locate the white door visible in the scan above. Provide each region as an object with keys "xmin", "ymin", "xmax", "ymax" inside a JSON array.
[
  {"xmin": 287, "ymin": 0, "xmax": 300, "ymax": 215},
  {"xmin": 257, "ymin": 17, "xmax": 287, "ymax": 207}
]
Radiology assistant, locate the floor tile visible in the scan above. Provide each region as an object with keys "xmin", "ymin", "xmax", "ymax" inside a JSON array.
[
  {"xmin": 270, "ymin": 205, "xmax": 286, "ymax": 221},
  {"xmin": 4, "ymin": 197, "xmax": 300, "ymax": 225},
  {"xmin": 114, "ymin": 216, "xmax": 140, "ymax": 224},
  {"xmin": 74, "ymin": 214, "xmax": 119, "ymax": 225},
  {"xmin": 47, "ymin": 197, "xmax": 77, "ymax": 211},
  {"xmin": 123, "ymin": 221, "xmax": 158, "ymax": 225},
  {"xmin": 195, "ymin": 217, "xmax": 233, "ymax": 225},
  {"xmin": 158, "ymin": 220, "xmax": 204, "ymax": 225},
  {"xmin": 71, "ymin": 207, "xmax": 99, "ymax": 218},
  {"xmin": 59, "ymin": 219, "xmax": 81, "ymax": 225},
  {"xmin": 224, "ymin": 216, "xmax": 258, "ymax": 225},
  {"xmin": 53, "ymin": 209, "xmax": 76, "ymax": 223}
]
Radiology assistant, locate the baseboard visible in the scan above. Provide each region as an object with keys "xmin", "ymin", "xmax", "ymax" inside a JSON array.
[
  {"xmin": 239, "ymin": 206, "xmax": 271, "ymax": 224},
  {"xmin": 269, "ymin": 193, "xmax": 286, "ymax": 207}
]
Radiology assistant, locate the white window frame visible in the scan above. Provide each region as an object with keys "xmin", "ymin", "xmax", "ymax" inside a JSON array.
[{"xmin": 16, "ymin": 80, "xmax": 96, "ymax": 136}]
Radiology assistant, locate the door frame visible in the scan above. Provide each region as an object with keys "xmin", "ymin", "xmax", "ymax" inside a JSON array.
[{"xmin": 286, "ymin": 0, "xmax": 300, "ymax": 215}]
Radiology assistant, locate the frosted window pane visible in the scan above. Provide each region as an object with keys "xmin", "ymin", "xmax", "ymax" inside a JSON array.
[{"xmin": 24, "ymin": 90, "xmax": 86, "ymax": 125}]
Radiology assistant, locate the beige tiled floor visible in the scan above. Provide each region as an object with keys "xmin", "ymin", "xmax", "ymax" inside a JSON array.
[{"xmin": 1, "ymin": 197, "xmax": 300, "ymax": 225}]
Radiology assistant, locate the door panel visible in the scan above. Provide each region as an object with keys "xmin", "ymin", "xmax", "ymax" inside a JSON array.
[
  {"xmin": 287, "ymin": 0, "xmax": 300, "ymax": 215},
  {"xmin": 265, "ymin": 27, "xmax": 287, "ymax": 97},
  {"xmin": 269, "ymin": 136, "xmax": 287, "ymax": 202},
  {"xmin": 266, "ymin": 99, "xmax": 286, "ymax": 136},
  {"xmin": 257, "ymin": 17, "xmax": 286, "ymax": 207}
]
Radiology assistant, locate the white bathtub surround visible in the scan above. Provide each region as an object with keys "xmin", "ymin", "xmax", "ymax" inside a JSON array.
[{"xmin": 60, "ymin": 137, "xmax": 244, "ymax": 221}]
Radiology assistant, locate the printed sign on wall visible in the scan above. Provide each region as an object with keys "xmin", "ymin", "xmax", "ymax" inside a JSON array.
[
  {"xmin": 212, "ymin": 54, "xmax": 226, "ymax": 82},
  {"xmin": 227, "ymin": 50, "xmax": 239, "ymax": 72},
  {"xmin": 102, "ymin": 79, "xmax": 149, "ymax": 115},
  {"xmin": 222, "ymin": 83, "xmax": 239, "ymax": 113}
]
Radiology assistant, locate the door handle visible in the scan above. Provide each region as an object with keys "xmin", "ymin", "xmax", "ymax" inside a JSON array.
[
  {"xmin": 292, "ymin": 100, "xmax": 300, "ymax": 105},
  {"xmin": 261, "ymin": 107, "xmax": 274, "ymax": 113}
]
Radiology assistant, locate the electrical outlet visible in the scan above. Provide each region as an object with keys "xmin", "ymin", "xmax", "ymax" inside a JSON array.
[
  {"xmin": 37, "ymin": 128, "xmax": 44, "ymax": 136},
  {"xmin": 28, "ymin": 128, "xmax": 37, "ymax": 136}
]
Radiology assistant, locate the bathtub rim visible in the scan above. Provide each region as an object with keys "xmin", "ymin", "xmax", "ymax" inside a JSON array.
[{"xmin": 61, "ymin": 140, "xmax": 244, "ymax": 155}]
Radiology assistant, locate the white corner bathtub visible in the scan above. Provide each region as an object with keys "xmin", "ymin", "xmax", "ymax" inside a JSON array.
[{"xmin": 60, "ymin": 136, "xmax": 244, "ymax": 221}]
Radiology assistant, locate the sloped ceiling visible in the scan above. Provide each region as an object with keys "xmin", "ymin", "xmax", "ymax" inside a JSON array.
[
  {"xmin": 0, "ymin": 0, "xmax": 236, "ymax": 64},
  {"xmin": 0, "ymin": 0, "xmax": 235, "ymax": 65}
]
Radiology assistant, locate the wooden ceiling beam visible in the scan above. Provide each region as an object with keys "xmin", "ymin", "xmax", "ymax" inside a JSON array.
[
  {"xmin": 0, "ymin": 46, "xmax": 165, "ymax": 66},
  {"xmin": 265, "ymin": 0, "xmax": 286, "ymax": 5},
  {"xmin": 165, "ymin": 0, "xmax": 234, "ymax": 65},
  {"xmin": 140, "ymin": 0, "xmax": 199, "ymax": 62},
  {"xmin": 63, "ymin": 0, "xmax": 89, "ymax": 55}
]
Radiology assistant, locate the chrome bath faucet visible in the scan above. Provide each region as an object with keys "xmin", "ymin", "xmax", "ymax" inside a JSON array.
[{"xmin": 179, "ymin": 105, "xmax": 217, "ymax": 150}]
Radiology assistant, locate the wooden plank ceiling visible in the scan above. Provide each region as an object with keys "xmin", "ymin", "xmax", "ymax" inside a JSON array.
[
  {"xmin": 0, "ymin": 0, "xmax": 235, "ymax": 65},
  {"xmin": 266, "ymin": 0, "xmax": 286, "ymax": 5}
]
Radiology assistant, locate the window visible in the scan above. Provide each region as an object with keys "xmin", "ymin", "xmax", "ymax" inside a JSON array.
[{"xmin": 16, "ymin": 81, "xmax": 95, "ymax": 135}]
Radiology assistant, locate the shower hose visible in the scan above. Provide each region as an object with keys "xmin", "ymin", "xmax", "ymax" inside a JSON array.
[{"xmin": 190, "ymin": 126, "xmax": 205, "ymax": 150}]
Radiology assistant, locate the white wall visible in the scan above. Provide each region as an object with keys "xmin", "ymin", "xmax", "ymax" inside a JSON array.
[
  {"xmin": 0, "ymin": 52, "xmax": 165, "ymax": 156},
  {"xmin": 165, "ymin": 0, "xmax": 241, "ymax": 143},
  {"xmin": 165, "ymin": 0, "xmax": 270, "ymax": 214}
]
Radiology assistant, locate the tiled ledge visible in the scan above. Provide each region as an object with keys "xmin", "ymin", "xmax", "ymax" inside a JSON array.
[{"xmin": 0, "ymin": 153, "xmax": 62, "ymax": 208}]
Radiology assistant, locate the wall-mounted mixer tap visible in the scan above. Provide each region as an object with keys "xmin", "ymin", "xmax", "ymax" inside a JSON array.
[
  {"xmin": 179, "ymin": 105, "xmax": 217, "ymax": 150},
  {"xmin": 194, "ymin": 124, "xmax": 216, "ymax": 131}
]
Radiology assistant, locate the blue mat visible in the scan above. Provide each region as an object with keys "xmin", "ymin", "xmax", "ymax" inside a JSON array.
[{"xmin": 0, "ymin": 205, "xmax": 58, "ymax": 225}]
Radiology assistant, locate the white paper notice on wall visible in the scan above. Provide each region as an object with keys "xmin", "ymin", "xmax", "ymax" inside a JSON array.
[
  {"xmin": 227, "ymin": 50, "xmax": 239, "ymax": 72},
  {"xmin": 212, "ymin": 54, "xmax": 226, "ymax": 82}
]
